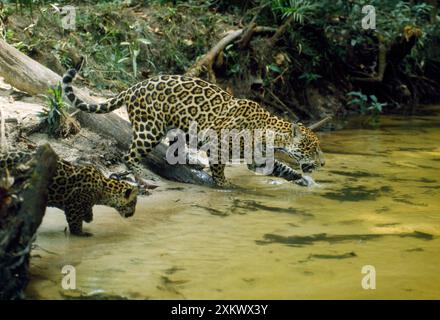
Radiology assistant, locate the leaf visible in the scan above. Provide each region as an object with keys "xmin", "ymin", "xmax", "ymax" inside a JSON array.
[
  {"xmin": 117, "ymin": 57, "xmax": 130, "ymax": 64},
  {"xmin": 137, "ymin": 38, "xmax": 152, "ymax": 46},
  {"xmin": 348, "ymin": 98, "xmax": 361, "ymax": 106},
  {"xmin": 225, "ymin": 44, "xmax": 234, "ymax": 51},
  {"xmin": 347, "ymin": 91, "xmax": 366, "ymax": 100},
  {"xmin": 268, "ymin": 64, "xmax": 282, "ymax": 73}
]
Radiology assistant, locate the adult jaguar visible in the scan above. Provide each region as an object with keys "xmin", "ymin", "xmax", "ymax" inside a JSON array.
[
  {"xmin": 62, "ymin": 69, "xmax": 324, "ymax": 186},
  {"xmin": 0, "ymin": 150, "xmax": 138, "ymax": 236}
]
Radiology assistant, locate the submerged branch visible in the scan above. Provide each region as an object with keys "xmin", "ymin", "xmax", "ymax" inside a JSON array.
[{"xmin": 308, "ymin": 116, "xmax": 332, "ymax": 130}]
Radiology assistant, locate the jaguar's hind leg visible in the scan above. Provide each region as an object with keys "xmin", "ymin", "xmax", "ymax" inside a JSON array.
[{"xmin": 124, "ymin": 127, "xmax": 164, "ymax": 189}]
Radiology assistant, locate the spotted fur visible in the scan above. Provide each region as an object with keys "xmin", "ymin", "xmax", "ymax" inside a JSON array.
[
  {"xmin": 0, "ymin": 150, "xmax": 138, "ymax": 236},
  {"xmin": 63, "ymin": 69, "xmax": 324, "ymax": 185}
]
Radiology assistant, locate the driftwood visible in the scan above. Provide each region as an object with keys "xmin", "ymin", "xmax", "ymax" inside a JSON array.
[
  {"xmin": 0, "ymin": 144, "xmax": 58, "ymax": 300},
  {"xmin": 185, "ymin": 26, "xmax": 276, "ymax": 81},
  {"xmin": 0, "ymin": 39, "xmax": 214, "ymax": 186}
]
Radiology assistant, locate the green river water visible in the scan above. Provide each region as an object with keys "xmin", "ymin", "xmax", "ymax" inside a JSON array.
[{"xmin": 27, "ymin": 109, "xmax": 440, "ymax": 299}]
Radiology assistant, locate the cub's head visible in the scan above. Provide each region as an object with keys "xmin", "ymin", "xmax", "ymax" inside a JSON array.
[
  {"xmin": 103, "ymin": 179, "xmax": 139, "ymax": 218},
  {"xmin": 276, "ymin": 122, "xmax": 325, "ymax": 173}
]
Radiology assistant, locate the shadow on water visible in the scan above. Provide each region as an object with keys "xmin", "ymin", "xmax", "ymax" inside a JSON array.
[
  {"xmin": 194, "ymin": 199, "xmax": 313, "ymax": 217},
  {"xmin": 231, "ymin": 199, "xmax": 313, "ymax": 217},
  {"xmin": 322, "ymin": 185, "xmax": 393, "ymax": 201},
  {"xmin": 308, "ymin": 252, "xmax": 357, "ymax": 260},
  {"xmin": 193, "ymin": 204, "xmax": 229, "ymax": 217},
  {"xmin": 328, "ymin": 170, "xmax": 383, "ymax": 178},
  {"xmin": 256, "ymin": 231, "xmax": 434, "ymax": 247}
]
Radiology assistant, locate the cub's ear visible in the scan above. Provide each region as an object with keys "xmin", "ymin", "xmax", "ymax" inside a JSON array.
[
  {"xmin": 124, "ymin": 188, "xmax": 133, "ymax": 199},
  {"xmin": 124, "ymin": 187, "xmax": 139, "ymax": 200}
]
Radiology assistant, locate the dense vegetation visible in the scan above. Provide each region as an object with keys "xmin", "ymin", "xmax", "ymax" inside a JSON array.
[{"xmin": 1, "ymin": 0, "xmax": 439, "ymax": 121}]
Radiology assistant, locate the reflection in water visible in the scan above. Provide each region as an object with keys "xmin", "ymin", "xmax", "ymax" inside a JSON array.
[{"xmin": 27, "ymin": 111, "xmax": 440, "ymax": 299}]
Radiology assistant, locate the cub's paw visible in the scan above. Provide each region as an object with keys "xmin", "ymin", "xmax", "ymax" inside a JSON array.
[
  {"xmin": 74, "ymin": 231, "xmax": 93, "ymax": 237},
  {"xmin": 67, "ymin": 228, "xmax": 93, "ymax": 237}
]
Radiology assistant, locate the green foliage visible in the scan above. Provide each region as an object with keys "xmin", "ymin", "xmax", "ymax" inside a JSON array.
[
  {"xmin": 3, "ymin": 0, "xmax": 50, "ymax": 16},
  {"xmin": 321, "ymin": 0, "xmax": 437, "ymax": 61},
  {"xmin": 222, "ymin": 38, "xmax": 246, "ymax": 77},
  {"xmin": 347, "ymin": 91, "xmax": 368, "ymax": 112},
  {"xmin": 38, "ymin": 83, "xmax": 69, "ymax": 137},
  {"xmin": 347, "ymin": 91, "xmax": 387, "ymax": 115},
  {"xmin": 368, "ymin": 95, "xmax": 387, "ymax": 114},
  {"xmin": 272, "ymin": 0, "xmax": 319, "ymax": 23},
  {"xmin": 121, "ymin": 38, "xmax": 152, "ymax": 78},
  {"xmin": 299, "ymin": 72, "xmax": 321, "ymax": 84}
]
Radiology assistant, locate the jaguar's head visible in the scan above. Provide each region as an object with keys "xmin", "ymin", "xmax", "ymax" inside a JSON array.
[
  {"xmin": 103, "ymin": 179, "xmax": 139, "ymax": 218},
  {"xmin": 276, "ymin": 122, "xmax": 325, "ymax": 173}
]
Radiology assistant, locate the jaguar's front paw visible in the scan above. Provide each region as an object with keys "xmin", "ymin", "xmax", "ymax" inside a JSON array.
[
  {"xmin": 214, "ymin": 179, "xmax": 237, "ymax": 189},
  {"xmin": 294, "ymin": 175, "xmax": 316, "ymax": 187}
]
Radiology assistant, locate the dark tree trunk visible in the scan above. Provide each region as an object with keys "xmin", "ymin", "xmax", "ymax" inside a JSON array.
[{"xmin": 0, "ymin": 144, "xmax": 58, "ymax": 300}]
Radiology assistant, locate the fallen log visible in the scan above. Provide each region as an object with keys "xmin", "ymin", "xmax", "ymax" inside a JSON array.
[
  {"xmin": 0, "ymin": 144, "xmax": 58, "ymax": 300},
  {"xmin": 0, "ymin": 39, "xmax": 214, "ymax": 186}
]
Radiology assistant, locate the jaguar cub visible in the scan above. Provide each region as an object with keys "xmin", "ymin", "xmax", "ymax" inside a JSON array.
[
  {"xmin": 62, "ymin": 69, "xmax": 324, "ymax": 186},
  {"xmin": 0, "ymin": 150, "xmax": 138, "ymax": 236}
]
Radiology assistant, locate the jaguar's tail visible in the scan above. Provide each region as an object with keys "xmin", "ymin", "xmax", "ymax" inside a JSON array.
[{"xmin": 62, "ymin": 69, "xmax": 127, "ymax": 114}]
